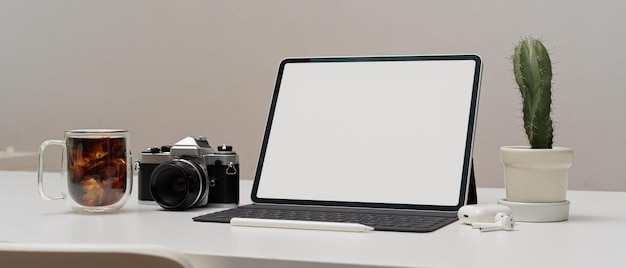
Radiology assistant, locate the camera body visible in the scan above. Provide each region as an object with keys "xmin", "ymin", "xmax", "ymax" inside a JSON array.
[{"xmin": 137, "ymin": 136, "xmax": 239, "ymax": 210}]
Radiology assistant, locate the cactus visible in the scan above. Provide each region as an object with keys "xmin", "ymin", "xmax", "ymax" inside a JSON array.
[{"xmin": 512, "ymin": 37, "xmax": 554, "ymax": 149}]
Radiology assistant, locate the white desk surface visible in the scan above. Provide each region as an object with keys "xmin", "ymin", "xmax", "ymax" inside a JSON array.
[{"xmin": 1, "ymin": 170, "xmax": 624, "ymax": 268}]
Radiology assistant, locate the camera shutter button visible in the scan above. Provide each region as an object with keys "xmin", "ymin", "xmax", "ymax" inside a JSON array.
[{"xmin": 218, "ymin": 145, "xmax": 233, "ymax": 151}]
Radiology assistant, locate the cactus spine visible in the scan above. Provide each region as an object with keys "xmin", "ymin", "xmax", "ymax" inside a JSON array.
[{"xmin": 513, "ymin": 37, "xmax": 554, "ymax": 149}]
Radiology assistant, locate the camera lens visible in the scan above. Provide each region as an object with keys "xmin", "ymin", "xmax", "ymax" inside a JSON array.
[{"xmin": 149, "ymin": 159, "xmax": 207, "ymax": 210}]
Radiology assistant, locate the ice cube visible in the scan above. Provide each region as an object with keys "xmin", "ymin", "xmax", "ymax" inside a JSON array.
[{"xmin": 82, "ymin": 177, "xmax": 104, "ymax": 206}]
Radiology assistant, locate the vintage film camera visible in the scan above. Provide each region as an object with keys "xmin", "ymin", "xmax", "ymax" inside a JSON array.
[{"xmin": 137, "ymin": 136, "xmax": 239, "ymax": 210}]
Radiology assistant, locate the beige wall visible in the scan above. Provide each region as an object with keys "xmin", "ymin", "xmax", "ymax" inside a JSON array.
[{"xmin": 1, "ymin": 0, "xmax": 625, "ymax": 191}]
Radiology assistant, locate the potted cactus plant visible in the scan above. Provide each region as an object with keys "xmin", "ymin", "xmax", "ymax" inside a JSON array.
[{"xmin": 498, "ymin": 37, "xmax": 574, "ymax": 222}]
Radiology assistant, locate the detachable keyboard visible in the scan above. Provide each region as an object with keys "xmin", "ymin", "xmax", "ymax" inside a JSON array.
[{"xmin": 193, "ymin": 204, "xmax": 458, "ymax": 233}]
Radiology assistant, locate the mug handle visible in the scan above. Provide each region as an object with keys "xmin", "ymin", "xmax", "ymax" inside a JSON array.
[{"xmin": 38, "ymin": 140, "xmax": 65, "ymax": 200}]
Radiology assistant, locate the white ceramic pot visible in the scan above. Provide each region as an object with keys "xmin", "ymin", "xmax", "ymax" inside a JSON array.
[{"xmin": 500, "ymin": 146, "xmax": 573, "ymax": 203}]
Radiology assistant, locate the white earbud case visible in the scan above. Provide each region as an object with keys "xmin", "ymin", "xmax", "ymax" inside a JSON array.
[{"xmin": 458, "ymin": 204, "xmax": 512, "ymax": 224}]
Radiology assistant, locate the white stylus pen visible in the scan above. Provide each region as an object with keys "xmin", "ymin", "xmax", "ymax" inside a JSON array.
[{"xmin": 230, "ymin": 218, "xmax": 375, "ymax": 232}]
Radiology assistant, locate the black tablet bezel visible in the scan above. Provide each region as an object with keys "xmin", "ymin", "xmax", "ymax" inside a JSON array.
[{"xmin": 251, "ymin": 54, "xmax": 482, "ymax": 212}]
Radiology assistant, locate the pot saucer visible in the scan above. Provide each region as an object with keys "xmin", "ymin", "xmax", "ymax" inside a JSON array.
[{"xmin": 497, "ymin": 199, "xmax": 570, "ymax": 222}]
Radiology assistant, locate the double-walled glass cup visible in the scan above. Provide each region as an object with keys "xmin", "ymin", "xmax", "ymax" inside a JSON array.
[{"xmin": 38, "ymin": 129, "xmax": 132, "ymax": 213}]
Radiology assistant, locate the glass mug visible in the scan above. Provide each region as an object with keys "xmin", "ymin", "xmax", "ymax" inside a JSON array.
[{"xmin": 38, "ymin": 129, "xmax": 132, "ymax": 213}]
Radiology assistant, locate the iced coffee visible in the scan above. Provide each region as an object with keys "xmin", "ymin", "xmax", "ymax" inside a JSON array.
[
  {"xmin": 67, "ymin": 137, "xmax": 127, "ymax": 206},
  {"xmin": 38, "ymin": 129, "xmax": 132, "ymax": 213}
]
